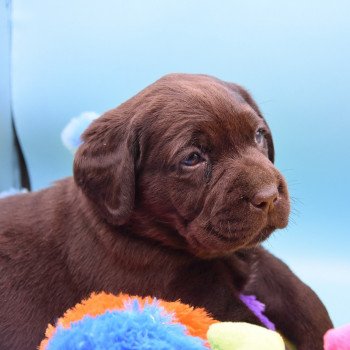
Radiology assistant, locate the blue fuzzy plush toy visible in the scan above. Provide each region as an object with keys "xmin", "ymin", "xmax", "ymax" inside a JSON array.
[
  {"xmin": 45, "ymin": 301, "xmax": 206, "ymax": 350},
  {"xmin": 39, "ymin": 293, "xmax": 286, "ymax": 350}
]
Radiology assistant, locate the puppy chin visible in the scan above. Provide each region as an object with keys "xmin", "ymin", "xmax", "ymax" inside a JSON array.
[
  {"xmin": 180, "ymin": 213, "xmax": 291, "ymax": 258},
  {"xmin": 180, "ymin": 221, "xmax": 260, "ymax": 259}
]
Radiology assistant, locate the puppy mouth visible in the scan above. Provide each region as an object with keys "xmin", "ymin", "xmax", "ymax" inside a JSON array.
[
  {"xmin": 206, "ymin": 222, "xmax": 275, "ymax": 244},
  {"xmin": 183, "ymin": 221, "xmax": 277, "ymax": 259},
  {"xmin": 173, "ymin": 197, "xmax": 289, "ymax": 256},
  {"xmin": 206, "ymin": 222, "xmax": 248, "ymax": 242}
]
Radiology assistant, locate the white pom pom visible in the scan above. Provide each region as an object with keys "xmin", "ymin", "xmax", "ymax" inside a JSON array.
[{"xmin": 61, "ymin": 111, "xmax": 100, "ymax": 153}]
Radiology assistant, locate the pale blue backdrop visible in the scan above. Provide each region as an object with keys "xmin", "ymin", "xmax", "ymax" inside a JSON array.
[{"xmin": 3, "ymin": 0, "xmax": 350, "ymax": 326}]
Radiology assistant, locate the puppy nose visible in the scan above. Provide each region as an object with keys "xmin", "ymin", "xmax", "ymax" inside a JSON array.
[{"xmin": 251, "ymin": 186, "xmax": 279, "ymax": 211}]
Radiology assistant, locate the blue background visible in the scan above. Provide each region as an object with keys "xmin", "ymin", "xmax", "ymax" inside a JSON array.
[{"xmin": 2, "ymin": 0, "xmax": 350, "ymax": 326}]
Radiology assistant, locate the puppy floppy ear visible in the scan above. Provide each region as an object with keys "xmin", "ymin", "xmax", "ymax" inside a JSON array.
[{"xmin": 74, "ymin": 109, "xmax": 139, "ymax": 225}]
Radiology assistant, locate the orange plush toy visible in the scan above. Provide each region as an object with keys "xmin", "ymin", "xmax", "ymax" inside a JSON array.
[{"xmin": 40, "ymin": 292, "xmax": 217, "ymax": 350}]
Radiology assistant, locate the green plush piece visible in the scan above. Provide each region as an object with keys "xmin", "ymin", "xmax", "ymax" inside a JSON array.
[{"xmin": 207, "ymin": 322, "xmax": 285, "ymax": 350}]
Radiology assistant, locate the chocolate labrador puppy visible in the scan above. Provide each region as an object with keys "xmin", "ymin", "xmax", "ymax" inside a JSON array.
[{"xmin": 0, "ymin": 74, "xmax": 332, "ymax": 349}]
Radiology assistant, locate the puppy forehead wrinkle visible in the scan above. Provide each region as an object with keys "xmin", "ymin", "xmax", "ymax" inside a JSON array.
[
  {"xmin": 149, "ymin": 114, "xmax": 254, "ymax": 164},
  {"xmin": 135, "ymin": 75, "xmax": 266, "ymax": 163}
]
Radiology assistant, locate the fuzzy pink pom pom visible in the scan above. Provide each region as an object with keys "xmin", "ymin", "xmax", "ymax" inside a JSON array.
[{"xmin": 324, "ymin": 324, "xmax": 350, "ymax": 350}]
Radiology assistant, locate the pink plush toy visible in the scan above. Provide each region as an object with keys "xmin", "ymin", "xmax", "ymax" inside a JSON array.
[{"xmin": 324, "ymin": 324, "xmax": 350, "ymax": 350}]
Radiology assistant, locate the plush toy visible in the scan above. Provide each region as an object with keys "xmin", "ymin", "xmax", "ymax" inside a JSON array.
[
  {"xmin": 239, "ymin": 294, "xmax": 276, "ymax": 330},
  {"xmin": 324, "ymin": 323, "xmax": 350, "ymax": 350},
  {"xmin": 61, "ymin": 111, "xmax": 100, "ymax": 153},
  {"xmin": 208, "ymin": 322, "xmax": 285, "ymax": 350},
  {"xmin": 40, "ymin": 293, "xmax": 216, "ymax": 350},
  {"xmin": 40, "ymin": 292, "xmax": 288, "ymax": 350}
]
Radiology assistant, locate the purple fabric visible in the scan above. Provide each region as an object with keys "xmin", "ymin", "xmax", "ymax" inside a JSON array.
[{"xmin": 239, "ymin": 294, "xmax": 276, "ymax": 331}]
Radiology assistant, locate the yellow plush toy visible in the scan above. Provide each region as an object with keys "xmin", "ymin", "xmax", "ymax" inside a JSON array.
[{"xmin": 208, "ymin": 322, "xmax": 285, "ymax": 350}]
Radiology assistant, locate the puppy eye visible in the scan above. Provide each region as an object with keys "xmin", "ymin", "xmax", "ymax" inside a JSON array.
[
  {"xmin": 181, "ymin": 152, "xmax": 204, "ymax": 166},
  {"xmin": 255, "ymin": 128, "xmax": 266, "ymax": 145}
]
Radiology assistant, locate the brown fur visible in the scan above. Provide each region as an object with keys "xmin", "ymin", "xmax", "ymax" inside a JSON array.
[{"xmin": 0, "ymin": 74, "xmax": 332, "ymax": 349}]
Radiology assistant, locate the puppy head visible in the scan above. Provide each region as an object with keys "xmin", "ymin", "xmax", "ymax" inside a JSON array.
[{"xmin": 74, "ymin": 74, "xmax": 290, "ymax": 258}]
